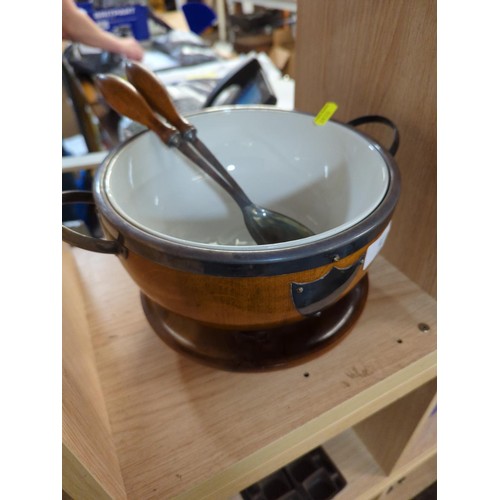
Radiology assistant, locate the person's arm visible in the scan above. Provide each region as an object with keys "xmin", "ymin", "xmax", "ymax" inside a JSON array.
[{"xmin": 62, "ymin": 0, "xmax": 144, "ymax": 61}]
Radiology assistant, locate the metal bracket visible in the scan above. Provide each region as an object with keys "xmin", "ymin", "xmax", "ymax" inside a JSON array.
[{"xmin": 291, "ymin": 255, "xmax": 365, "ymax": 317}]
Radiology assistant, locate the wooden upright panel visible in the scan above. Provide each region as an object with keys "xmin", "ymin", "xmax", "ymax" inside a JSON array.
[
  {"xmin": 353, "ymin": 378, "xmax": 436, "ymax": 474},
  {"xmin": 62, "ymin": 244, "xmax": 126, "ymax": 500},
  {"xmin": 295, "ymin": 0, "xmax": 437, "ymax": 297}
]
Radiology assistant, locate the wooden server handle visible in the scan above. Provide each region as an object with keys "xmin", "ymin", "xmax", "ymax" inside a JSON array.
[
  {"xmin": 125, "ymin": 61, "xmax": 196, "ymax": 140},
  {"xmin": 94, "ymin": 74, "xmax": 180, "ymax": 147}
]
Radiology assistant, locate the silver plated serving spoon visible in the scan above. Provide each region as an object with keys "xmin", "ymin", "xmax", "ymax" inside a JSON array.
[{"xmin": 95, "ymin": 71, "xmax": 314, "ymax": 245}]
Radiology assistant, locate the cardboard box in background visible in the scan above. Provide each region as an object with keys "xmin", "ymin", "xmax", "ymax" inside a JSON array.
[
  {"xmin": 269, "ymin": 26, "xmax": 296, "ymax": 79},
  {"xmin": 234, "ymin": 24, "xmax": 296, "ymax": 79},
  {"xmin": 233, "ymin": 32, "xmax": 274, "ymax": 54}
]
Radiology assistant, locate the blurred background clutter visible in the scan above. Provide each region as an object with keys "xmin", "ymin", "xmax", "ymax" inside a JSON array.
[{"xmin": 62, "ymin": 0, "xmax": 298, "ymax": 233}]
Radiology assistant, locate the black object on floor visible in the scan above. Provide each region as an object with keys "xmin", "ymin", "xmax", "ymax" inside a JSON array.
[{"xmin": 240, "ymin": 447, "xmax": 347, "ymax": 500}]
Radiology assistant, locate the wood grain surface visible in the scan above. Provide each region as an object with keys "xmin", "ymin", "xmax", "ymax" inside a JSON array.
[
  {"xmin": 118, "ymin": 239, "xmax": 369, "ymax": 329},
  {"xmin": 66, "ymin": 244, "xmax": 436, "ymax": 499},
  {"xmin": 62, "ymin": 244, "xmax": 127, "ymax": 499},
  {"xmin": 354, "ymin": 378, "xmax": 436, "ymax": 474},
  {"xmin": 295, "ymin": 0, "xmax": 437, "ymax": 297},
  {"xmin": 322, "ymin": 429, "xmax": 436, "ymax": 500}
]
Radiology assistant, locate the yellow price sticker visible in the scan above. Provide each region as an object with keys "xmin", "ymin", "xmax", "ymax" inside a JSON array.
[{"xmin": 314, "ymin": 102, "xmax": 338, "ymax": 126}]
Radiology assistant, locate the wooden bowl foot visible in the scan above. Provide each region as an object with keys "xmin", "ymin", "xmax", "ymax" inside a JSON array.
[{"xmin": 141, "ymin": 275, "xmax": 369, "ymax": 372}]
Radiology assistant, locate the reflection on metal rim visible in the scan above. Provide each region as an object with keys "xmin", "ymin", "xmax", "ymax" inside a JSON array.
[{"xmin": 93, "ymin": 108, "xmax": 401, "ymax": 276}]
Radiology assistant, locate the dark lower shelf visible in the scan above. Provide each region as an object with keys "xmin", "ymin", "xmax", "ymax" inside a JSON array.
[{"xmin": 241, "ymin": 447, "xmax": 347, "ymax": 500}]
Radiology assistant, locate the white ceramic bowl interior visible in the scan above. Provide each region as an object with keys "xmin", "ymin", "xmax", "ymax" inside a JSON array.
[{"xmin": 104, "ymin": 107, "xmax": 390, "ymax": 249}]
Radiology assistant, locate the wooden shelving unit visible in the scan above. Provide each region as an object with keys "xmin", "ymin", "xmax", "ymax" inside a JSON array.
[
  {"xmin": 62, "ymin": 242, "xmax": 436, "ymax": 499},
  {"xmin": 63, "ymin": 1, "xmax": 436, "ymax": 497}
]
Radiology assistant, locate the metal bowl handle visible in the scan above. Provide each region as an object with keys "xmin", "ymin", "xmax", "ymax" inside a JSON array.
[
  {"xmin": 347, "ymin": 115, "xmax": 400, "ymax": 156},
  {"xmin": 62, "ymin": 190, "xmax": 121, "ymax": 254}
]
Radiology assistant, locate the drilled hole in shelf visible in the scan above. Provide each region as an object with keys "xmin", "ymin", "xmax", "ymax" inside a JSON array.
[
  {"xmin": 397, "ymin": 339, "xmax": 403, "ymax": 344},
  {"xmin": 304, "ymin": 372, "xmax": 310, "ymax": 378}
]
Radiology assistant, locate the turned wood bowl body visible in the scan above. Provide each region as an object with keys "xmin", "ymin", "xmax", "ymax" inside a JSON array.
[{"xmin": 70, "ymin": 107, "xmax": 401, "ymax": 330}]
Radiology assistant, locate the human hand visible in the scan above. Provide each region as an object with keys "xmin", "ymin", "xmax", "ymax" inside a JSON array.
[{"xmin": 118, "ymin": 38, "xmax": 145, "ymax": 61}]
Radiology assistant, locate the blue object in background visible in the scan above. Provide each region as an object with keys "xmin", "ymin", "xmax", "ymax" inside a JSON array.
[
  {"xmin": 181, "ymin": 2, "xmax": 217, "ymax": 35},
  {"xmin": 77, "ymin": 2, "xmax": 150, "ymax": 40}
]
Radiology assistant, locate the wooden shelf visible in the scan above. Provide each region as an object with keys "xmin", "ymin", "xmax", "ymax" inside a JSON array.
[
  {"xmin": 325, "ymin": 426, "xmax": 435, "ymax": 500},
  {"xmin": 63, "ymin": 0, "xmax": 436, "ymax": 496},
  {"xmin": 62, "ymin": 243, "xmax": 436, "ymax": 499},
  {"xmin": 229, "ymin": 427, "xmax": 436, "ymax": 500}
]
